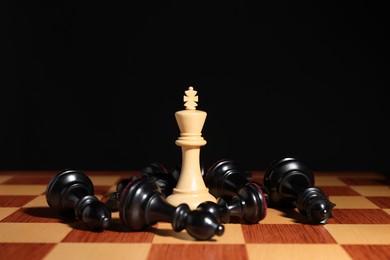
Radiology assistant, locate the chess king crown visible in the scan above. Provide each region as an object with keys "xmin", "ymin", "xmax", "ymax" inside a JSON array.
[{"xmin": 175, "ymin": 86, "xmax": 207, "ymax": 146}]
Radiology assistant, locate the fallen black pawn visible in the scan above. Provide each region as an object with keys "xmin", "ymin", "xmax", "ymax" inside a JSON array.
[
  {"xmin": 46, "ymin": 169, "xmax": 111, "ymax": 230},
  {"xmin": 105, "ymin": 162, "xmax": 179, "ymax": 212},
  {"xmin": 197, "ymin": 182, "xmax": 267, "ymax": 224},
  {"xmin": 119, "ymin": 176, "xmax": 224, "ymax": 241},
  {"xmin": 202, "ymin": 159, "xmax": 267, "ymax": 224},
  {"xmin": 264, "ymin": 157, "xmax": 336, "ymax": 224},
  {"xmin": 204, "ymin": 159, "xmax": 268, "ymax": 200}
]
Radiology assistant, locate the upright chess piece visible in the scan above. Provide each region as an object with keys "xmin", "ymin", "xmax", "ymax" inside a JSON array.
[
  {"xmin": 119, "ymin": 177, "xmax": 224, "ymax": 241},
  {"xmin": 46, "ymin": 169, "xmax": 111, "ymax": 230},
  {"xmin": 166, "ymin": 87, "xmax": 217, "ymax": 209},
  {"xmin": 264, "ymin": 157, "xmax": 335, "ymax": 224}
]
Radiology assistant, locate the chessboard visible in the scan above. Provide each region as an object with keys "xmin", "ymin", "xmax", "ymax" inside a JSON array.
[{"xmin": 1, "ymin": 170, "xmax": 390, "ymax": 260}]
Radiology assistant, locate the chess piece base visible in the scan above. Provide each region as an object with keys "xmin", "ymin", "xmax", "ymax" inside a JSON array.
[{"xmin": 166, "ymin": 187, "xmax": 217, "ymax": 210}]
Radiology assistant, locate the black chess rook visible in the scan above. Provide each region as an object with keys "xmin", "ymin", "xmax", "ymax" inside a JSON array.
[
  {"xmin": 119, "ymin": 177, "xmax": 224, "ymax": 241},
  {"xmin": 264, "ymin": 157, "xmax": 336, "ymax": 224},
  {"xmin": 46, "ymin": 169, "xmax": 111, "ymax": 230}
]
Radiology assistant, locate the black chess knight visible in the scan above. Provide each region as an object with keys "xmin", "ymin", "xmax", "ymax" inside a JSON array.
[
  {"xmin": 46, "ymin": 169, "xmax": 111, "ymax": 230},
  {"xmin": 263, "ymin": 157, "xmax": 336, "ymax": 224}
]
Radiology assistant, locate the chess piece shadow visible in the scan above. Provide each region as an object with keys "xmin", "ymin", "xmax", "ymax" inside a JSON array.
[
  {"xmin": 264, "ymin": 157, "xmax": 336, "ymax": 224},
  {"xmin": 118, "ymin": 176, "xmax": 224, "ymax": 241},
  {"xmin": 278, "ymin": 208, "xmax": 314, "ymax": 224},
  {"xmin": 23, "ymin": 207, "xmax": 66, "ymax": 221},
  {"xmin": 149, "ymin": 226, "xmax": 208, "ymax": 241},
  {"xmin": 46, "ymin": 169, "xmax": 111, "ymax": 230}
]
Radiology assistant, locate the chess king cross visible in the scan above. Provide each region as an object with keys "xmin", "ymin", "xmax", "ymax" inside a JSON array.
[{"xmin": 166, "ymin": 87, "xmax": 217, "ymax": 209}]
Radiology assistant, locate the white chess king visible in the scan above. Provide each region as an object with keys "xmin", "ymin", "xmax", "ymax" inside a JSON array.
[{"xmin": 166, "ymin": 86, "xmax": 217, "ymax": 209}]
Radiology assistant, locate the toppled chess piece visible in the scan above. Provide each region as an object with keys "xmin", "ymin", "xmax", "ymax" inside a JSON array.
[
  {"xmin": 197, "ymin": 182, "xmax": 267, "ymax": 224},
  {"xmin": 140, "ymin": 162, "xmax": 179, "ymax": 196},
  {"xmin": 119, "ymin": 177, "xmax": 224, "ymax": 241},
  {"xmin": 204, "ymin": 159, "xmax": 268, "ymax": 200},
  {"xmin": 46, "ymin": 169, "xmax": 111, "ymax": 230},
  {"xmin": 105, "ymin": 163, "xmax": 178, "ymax": 212},
  {"xmin": 202, "ymin": 159, "xmax": 267, "ymax": 223},
  {"xmin": 264, "ymin": 157, "xmax": 336, "ymax": 224}
]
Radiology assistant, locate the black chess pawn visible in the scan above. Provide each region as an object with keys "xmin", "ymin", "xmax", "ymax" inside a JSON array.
[
  {"xmin": 197, "ymin": 181, "xmax": 267, "ymax": 224},
  {"xmin": 264, "ymin": 157, "xmax": 335, "ymax": 224},
  {"xmin": 105, "ymin": 162, "xmax": 179, "ymax": 212},
  {"xmin": 203, "ymin": 159, "xmax": 267, "ymax": 223},
  {"xmin": 46, "ymin": 169, "xmax": 111, "ymax": 230},
  {"xmin": 204, "ymin": 159, "xmax": 268, "ymax": 200},
  {"xmin": 119, "ymin": 176, "xmax": 225, "ymax": 241}
]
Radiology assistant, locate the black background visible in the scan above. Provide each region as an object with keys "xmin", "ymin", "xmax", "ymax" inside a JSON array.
[{"xmin": 1, "ymin": 1, "xmax": 389, "ymax": 173}]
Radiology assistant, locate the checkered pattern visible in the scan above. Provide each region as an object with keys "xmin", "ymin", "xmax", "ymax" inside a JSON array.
[{"xmin": 1, "ymin": 171, "xmax": 389, "ymax": 259}]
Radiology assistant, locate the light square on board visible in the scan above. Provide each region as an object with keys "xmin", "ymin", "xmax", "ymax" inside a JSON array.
[
  {"xmin": 325, "ymin": 224, "xmax": 390, "ymax": 244},
  {"xmin": 246, "ymin": 244, "xmax": 351, "ymax": 260},
  {"xmin": 329, "ymin": 196, "xmax": 379, "ymax": 209},
  {"xmin": 0, "ymin": 185, "xmax": 46, "ymax": 195},
  {"xmin": 44, "ymin": 243, "xmax": 152, "ymax": 260},
  {"xmin": 149, "ymin": 244, "xmax": 248, "ymax": 260},
  {"xmin": 89, "ymin": 175, "xmax": 123, "ymax": 186},
  {"xmin": 0, "ymin": 223, "xmax": 72, "ymax": 243}
]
